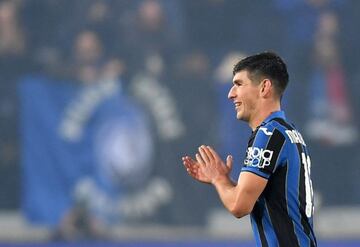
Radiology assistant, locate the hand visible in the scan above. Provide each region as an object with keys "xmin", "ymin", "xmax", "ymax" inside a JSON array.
[
  {"xmin": 182, "ymin": 155, "xmax": 212, "ymax": 184},
  {"xmin": 182, "ymin": 145, "xmax": 233, "ymax": 184}
]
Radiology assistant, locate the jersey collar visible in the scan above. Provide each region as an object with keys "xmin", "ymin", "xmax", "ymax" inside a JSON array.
[{"xmin": 261, "ymin": 110, "xmax": 286, "ymax": 126}]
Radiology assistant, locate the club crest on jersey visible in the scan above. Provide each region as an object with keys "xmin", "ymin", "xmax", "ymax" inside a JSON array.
[{"xmin": 244, "ymin": 147, "xmax": 273, "ymax": 168}]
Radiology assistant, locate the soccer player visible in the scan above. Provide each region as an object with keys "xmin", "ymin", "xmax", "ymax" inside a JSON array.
[{"xmin": 182, "ymin": 52, "xmax": 317, "ymax": 247}]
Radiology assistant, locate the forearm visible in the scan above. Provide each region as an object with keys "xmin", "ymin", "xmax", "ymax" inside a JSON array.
[
  {"xmin": 188, "ymin": 146, "xmax": 261, "ymax": 218},
  {"xmin": 212, "ymin": 176, "xmax": 244, "ymax": 217}
]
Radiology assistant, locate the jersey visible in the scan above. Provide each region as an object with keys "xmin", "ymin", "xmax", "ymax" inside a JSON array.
[{"xmin": 241, "ymin": 111, "xmax": 317, "ymax": 247}]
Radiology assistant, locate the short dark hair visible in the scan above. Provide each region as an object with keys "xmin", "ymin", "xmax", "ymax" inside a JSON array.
[{"xmin": 233, "ymin": 52, "xmax": 289, "ymax": 97}]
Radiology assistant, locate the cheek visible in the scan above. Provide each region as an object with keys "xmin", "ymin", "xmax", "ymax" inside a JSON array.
[
  {"xmin": 242, "ymin": 94, "xmax": 257, "ymax": 109},
  {"xmin": 236, "ymin": 89, "xmax": 246, "ymax": 99},
  {"xmin": 239, "ymin": 92, "xmax": 250, "ymax": 103}
]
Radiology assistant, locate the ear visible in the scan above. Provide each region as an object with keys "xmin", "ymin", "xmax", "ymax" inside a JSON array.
[{"xmin": 260, "ymin": 79, "xmax": 272, "ymax": 97}]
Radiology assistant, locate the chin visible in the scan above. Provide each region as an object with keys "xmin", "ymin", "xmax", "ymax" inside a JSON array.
[{"xmin": 236, "ymin": 113, "xmax": 248, "ymax": 122}]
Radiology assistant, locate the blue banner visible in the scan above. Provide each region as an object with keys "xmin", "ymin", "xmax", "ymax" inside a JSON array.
[{"xmin": 18, "ymin": 76, "xmax": 153, "ymax": 226}]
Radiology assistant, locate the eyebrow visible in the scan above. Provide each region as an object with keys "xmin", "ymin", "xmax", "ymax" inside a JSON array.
[{"xmin": 232, "ymin": 79, "xmax": 244, "ymax": 85}]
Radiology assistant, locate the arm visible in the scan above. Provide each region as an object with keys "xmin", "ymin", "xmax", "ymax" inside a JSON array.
[
  {"xmin": 212, "ymin": 171, "xmax": 267, "ymax": 218},
  {"xmin": 182, "ymin": 145, "xmax": 267, "ymax": 218}
]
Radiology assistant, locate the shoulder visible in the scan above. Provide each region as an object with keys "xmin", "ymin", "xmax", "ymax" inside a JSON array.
[
  {"xmin": 255, "ymin": 120, "xmax": 288, "ymax": 141},
  {"xmin": 243, "ymin": 120, "xmax": 289, "ymax": 177},
  {"xmin": 263, "ymin": 118, "xmax": 307, "ymax": 147}
]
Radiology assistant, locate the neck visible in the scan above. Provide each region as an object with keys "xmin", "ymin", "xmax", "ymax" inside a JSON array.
[{"xmin": 248, "ymin": 101, "xmax": 281, "ymax": 131}]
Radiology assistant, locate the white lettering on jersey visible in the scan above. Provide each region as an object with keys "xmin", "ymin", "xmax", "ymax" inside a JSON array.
[
  {"xmin": 259, "ymin": 127, "xmax": 273, "ymax": 136},
  {"xmin": 285, "ymin": 130, "xmax": 306, "ymax": 146},
  {"xmin": 302, "ymin": 152, "xmax": 314, "ymax": 218},
  {"xmin": 244, "ymin": 147, "xmax": 274, "ymax": 169}
]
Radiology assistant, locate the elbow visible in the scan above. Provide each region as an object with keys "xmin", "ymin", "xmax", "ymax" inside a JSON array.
[{"xmin": 230, "ymin": 204, "xmax": 253, "ymax": 219}]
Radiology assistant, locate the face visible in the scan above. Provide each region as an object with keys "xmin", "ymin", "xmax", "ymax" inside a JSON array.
[{"xmin": 228, "ymin": 70, "xmax": 261, "ymax": 122}]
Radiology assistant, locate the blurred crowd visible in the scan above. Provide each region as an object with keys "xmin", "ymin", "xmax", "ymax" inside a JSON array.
[{"xmin": 0, "ymin": 0, "xmax": 360, "ymax": 241}]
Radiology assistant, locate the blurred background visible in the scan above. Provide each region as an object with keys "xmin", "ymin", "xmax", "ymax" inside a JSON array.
[{"xmin": 0, "ymin": 0, "xmax": 360, "ymax": 246}]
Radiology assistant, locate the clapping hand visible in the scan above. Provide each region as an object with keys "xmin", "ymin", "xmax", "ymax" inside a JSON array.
[{"xmin": 182, "ymin": 145, "xmax": 233, "ymax": 184}]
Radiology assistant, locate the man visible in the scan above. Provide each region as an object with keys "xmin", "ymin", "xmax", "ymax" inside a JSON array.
[{"xmin": 182, "ymin": 52, "xmax": 317, "ymax": 247}]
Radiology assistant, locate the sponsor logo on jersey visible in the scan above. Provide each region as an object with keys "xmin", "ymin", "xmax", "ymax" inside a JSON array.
[{"xmin": 244, "ymin": 147, "xmax": 274, "ymax": 169}]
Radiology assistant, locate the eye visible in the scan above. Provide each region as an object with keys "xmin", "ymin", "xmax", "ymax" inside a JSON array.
[{"xmin": 232, "ymin": 80, "xmax": 243, "ymax": 87}]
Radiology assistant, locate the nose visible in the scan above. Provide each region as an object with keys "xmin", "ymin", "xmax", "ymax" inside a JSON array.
[{"xmin": 228, "ymin": 85, "xmax": 235, "ymax": 100}]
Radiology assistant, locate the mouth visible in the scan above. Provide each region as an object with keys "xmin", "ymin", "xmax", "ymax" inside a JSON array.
[{"xmin": 234, "ymin": 102, "xmax": 242, "ymax": 110}]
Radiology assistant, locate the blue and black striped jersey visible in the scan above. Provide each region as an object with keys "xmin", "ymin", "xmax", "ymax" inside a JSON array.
[{"xmin": 241, "ymin": 111, "xmax": 317, "ymax": 247}]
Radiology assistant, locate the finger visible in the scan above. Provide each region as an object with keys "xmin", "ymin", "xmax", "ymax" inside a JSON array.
[
  {"xmin": 182, "ymin": 156, "xmax": 191, "ymax": 166},
  {"xmin": 183, "ymin": 160, "xmax": 191, "ymax": 170},
  {"xmin": 187, "ymin": 156, "xmax": 197, "ymax": 165},
  {"xmin": 185, "ymin": 165, "xmax": 193, "ymax": 174},
  {"xmin": 186, "ymin": 164, "xmax": 200, "ymax": 179},
  {"xmin": 185, "ymin": 167, "xmax": 196, "ymax": 178},
  {"xmin": 196, "ymin": 153, "xmax": 206, "ymax": 166},
  {"xmin": 183, "ymin": 156, "xmax": 198, "ymax": 168},
  {"xmin": 184, "ymin": 161, "xmax": 199, "ymax": 173},
  {"xmin": 202, "ymin": 145, "xmax": 215, "ymax": 160},
  {"xmin": 198, "ymin": 146, "xmax": 210, "ymax": 164},
  {"xmin": 207, "ymin": 146, "xmax": 221, "ymax": 160},
  {"xmin": 226, "ymin": 155, "xmax": 233, "ymax": 171},
  {"xmin": 183, "ymin": 159, "xmax": 196, "ymax": 172},
  {"xmin": 183, "ymin": 159, "xmax": 196, "ymax": 171},
  {"xmin": 182, "ymin": 156, "xmax": 192, "ymax": 161}
]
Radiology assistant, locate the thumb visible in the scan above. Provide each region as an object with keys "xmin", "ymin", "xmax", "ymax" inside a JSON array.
[{"xmin": 226, "ymin": 155, "xmax": 233, "ymax": 171}]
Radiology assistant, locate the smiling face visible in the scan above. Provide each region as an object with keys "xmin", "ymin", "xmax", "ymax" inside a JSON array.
[{"xmin": 228, "ymin": 70, "xmax": 261, "ymax": 122}]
